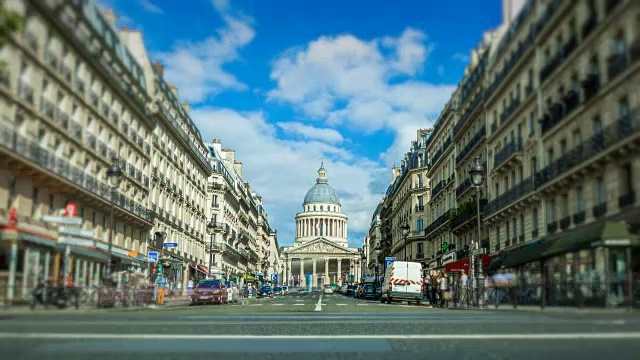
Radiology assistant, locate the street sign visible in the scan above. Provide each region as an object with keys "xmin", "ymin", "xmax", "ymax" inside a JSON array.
[
  {"xmin": 58, "ymin": 236, "xmax": 95, "ymax": 247},
  {"xmin": 59, "ymin": 226, "xmax": 95, "ymax": 238},
  {"xmin": 148, "ymin": 251, "xmax": 159, "ymax": 262},
  {"xmin": 384, "ymin": 256, "xmax": 396, "ymax": 272},
  {"xmin": 163, "ymin": 242, "xmax": 178, "ymax": 248},
  {"xmin": 271, "ymin": 273, "xmax": 278, "ymax": 281},
  {"xmin": 471, "ymin": 248, "xmax": 486, "ymax": 256},
  {"xmin": 41, "ymin": 215, "xmax": 82, "ymax": 225}
]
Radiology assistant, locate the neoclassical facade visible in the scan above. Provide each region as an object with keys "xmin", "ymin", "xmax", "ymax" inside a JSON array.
[{"xmin": 283, "ymin": 164, "xmax": 360, "ymax": 287}]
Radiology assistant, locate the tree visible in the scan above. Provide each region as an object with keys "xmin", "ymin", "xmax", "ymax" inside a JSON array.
[{"xmin": 0, "ymin": 0, "xmax": 23, "ymax": 75}]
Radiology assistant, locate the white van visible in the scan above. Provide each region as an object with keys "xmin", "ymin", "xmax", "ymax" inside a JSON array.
[{"xmin": 381, "ymin": 261, "xmax": 423, "ymax": 305}]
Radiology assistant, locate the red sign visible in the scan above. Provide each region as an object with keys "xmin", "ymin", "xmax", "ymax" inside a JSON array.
[
  {"xmin": 65, "ymin": 203, "xmax": 78, "ymax": 217},
  {"xmin": 445, "ymin": 254, "xmax": 491, "ymax": 273}
]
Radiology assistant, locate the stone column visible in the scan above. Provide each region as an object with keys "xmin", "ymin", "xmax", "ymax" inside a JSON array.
[
  {"xmin": 312, "ymin": 258, "xmax": 317, "ymax": 288},
  {"xmin": 337, "ymin": 258, "xmax": 342, "ymax": 285},
  {"xmin": 300, "ymin": 258, "xmax": 305, "ymax": 286},
  {"xmin": 287, "ymin": 258, "xmax": 292, "ymax": 285},
  {"xmin": 324, "ymin": 258, "xmax": 329, "ymax": 285}
]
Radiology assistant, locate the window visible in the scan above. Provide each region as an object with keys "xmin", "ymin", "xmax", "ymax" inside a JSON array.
[
  {"xmin": 576, "ymin": 186, "xmax": 584, "ymax": 212},
  {"xmin": 531, "ymin": 156, "xmax": 537, "ymax": 175},
  {"xmin": 546, "ymin": 148, "xmax": 554, "ymax": 165},
  {"xmin": 31, "ymin": 187, "xmax": 39, "ymax": 218},
  {"xmin": 573, "ymin": 129, "xmax": 582, "ymax": 147},
  {"xmin": 49, "ymin": 193, "xmax": 55, "ymax": 214},
  {"xmin": 532, "ymin": 207, "xmax": 539, "ymax": 232},
  {"xmin": 416, "ymin": 219, "xmax": 424, "ymax": 232},
  {"xmin": 620, "ymin": 163, "xmax": 633, "ymax": 195},
  {"xmin": 519, "ymin": 214, "xmax": 525, "ymax": 241},
  {"xmin": 595, "ymin": 176, "xmax": 605, "ymax": 205},
  {"xmin": 494, "ymin": 183, "xmax": 499, "ymax": 198},
  {"xmin": 495, "ymin": 225, "xmax": 501, "ymax": 250},
  {"xmin": 547, "ymin": 199, "xmax": 557, "ymax": 222},
  {"xmin": 506, "ymin": 220, "xmax": 511, "ymax": 245},
  {"xmin": 511, "ymin": 217, "xmax": 516, "ymax": 242},
  {"xmin": 560, "ymin": 138, "xmax": 567, "ymax": 155},
  {"xmin": 619, "ymin": 97, "xmax": 630, "ymax": 120},
  {"xmin": 561, "ymin": 194, "xmax": 569, "ymax": 218},
  {"xmin": 417, "ymin": 242, "xmax": 424, "ymax": 255}
]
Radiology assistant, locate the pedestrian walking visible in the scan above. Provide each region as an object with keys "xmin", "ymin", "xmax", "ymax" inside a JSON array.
[
  {"xmin": 439, "ymin": 273, "xmax": 449, "ymax": 308},
  {"xmin": 459, "ymin": 271, "xmax": 470, "ymax": 308},
  {"xmin": 156, "ymin": 274, "xmax": 167, "ymax": 305}
]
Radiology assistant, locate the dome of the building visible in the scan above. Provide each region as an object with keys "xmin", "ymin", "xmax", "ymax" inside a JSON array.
[
  {"xmin": 303, "ymin": 183, "xmax": 340, "ymax": 205},
  {"xmin": 303, "ymin": 162, "xmax": 341, "ymax": 206}
]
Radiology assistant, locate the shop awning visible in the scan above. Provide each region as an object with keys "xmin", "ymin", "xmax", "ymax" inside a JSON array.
[
  {"xmin": 489, "ymin": 239, "xmax": 553, "ymax": 271},
  {"xmin": 197, "ymin": 265, "xmax": 209, "ymax": 274},
  {"xmin": 445, "ymin": 254, "xmax": 491, "ymax": 273},
  {"xmin": 541, "ymin": 220, "xmax": 640, "ymax": 259}
]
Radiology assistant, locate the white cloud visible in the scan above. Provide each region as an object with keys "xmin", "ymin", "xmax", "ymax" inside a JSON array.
[
  {"xmin": 268, "ymin": 28, "xmax": 456, "ymax": 165},
  {"xmin": 155, "ymin": 3, "xmax": 254, "ymax": 103},
  {"xmin": 191, "ymin": 108, "xmax": 385, "ymax": 246},
  {"xmin": 139, "ymin": 0, "xmax": 163, "ymax": 14},
  {"xmin": 277, "ymin": 122, "xmax": 344, "ymax": 145}
]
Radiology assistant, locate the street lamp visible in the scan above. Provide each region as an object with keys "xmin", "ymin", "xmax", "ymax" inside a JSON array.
[
  {"xmin": 105, "ymin": 158, "xmax": 123, "ymax": 282},
  {"xmin": 469, "ymin": 155, "xmax": 486, "ymax": 301},
  {"xmin": 206, "ymin": 219, "xmax": 218, "ymax": 278},
  {"xmin": 400, "ymin": 222, "xmax": 410, "ymax": 261}
]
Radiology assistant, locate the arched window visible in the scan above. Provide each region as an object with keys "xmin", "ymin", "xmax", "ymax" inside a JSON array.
[
  {"xmin": 313, "ymin": 205, "xmax": 316, "ymax": 211},
  {"xmin": 320, "ymin": 205, "xmax": 323, "ymax": 211}
]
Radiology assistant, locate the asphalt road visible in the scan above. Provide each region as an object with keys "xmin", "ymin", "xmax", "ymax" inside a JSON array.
[{"xmin": 1, "ymin": 288, "xmax": 639, "ymax": 359}]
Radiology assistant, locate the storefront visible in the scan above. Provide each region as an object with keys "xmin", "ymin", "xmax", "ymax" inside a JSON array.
[{"xmin": 489, "ymin": 220, "xmax": 640, "ymax": 308}]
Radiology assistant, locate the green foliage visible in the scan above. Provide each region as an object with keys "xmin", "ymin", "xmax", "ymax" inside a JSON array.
[{"xmin": 0, "ymin": 0, "xmax": 23, "ymax": 44}]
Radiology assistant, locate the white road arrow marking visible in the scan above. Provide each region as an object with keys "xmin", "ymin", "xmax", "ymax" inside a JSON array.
[{"xmin": 314, "ymin": 295, "xmax": 323, "ymax": 311}]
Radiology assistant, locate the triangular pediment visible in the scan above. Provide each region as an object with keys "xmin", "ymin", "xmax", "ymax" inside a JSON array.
[{"xmin": 286, "ymin": 237, "xmax": 355, "ymax": 255}]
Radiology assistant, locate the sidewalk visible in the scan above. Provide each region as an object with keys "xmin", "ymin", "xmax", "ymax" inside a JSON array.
[
  {"xmin": 0, "ymin": 295, "xmax": 191, "ymax": 315},
  {"xmin": 420, "ymin": 300, "xmax": 638, "ymax": 314}
]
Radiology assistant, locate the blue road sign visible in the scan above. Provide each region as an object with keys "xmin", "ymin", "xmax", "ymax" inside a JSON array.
[
  {"xmin": 384, "ymin": 257, "xmax": 396, "ymax": 273},
  {"xmin": 271, "ymin": 273, "xmax": 278, "ymax": 281},
  {"xmin": 148, "ymin": 251, "xmax": 159, "ymax": 262},
  {"xmin": 163, "ymin": 242, "xmax": 178, "ymax": 248}
]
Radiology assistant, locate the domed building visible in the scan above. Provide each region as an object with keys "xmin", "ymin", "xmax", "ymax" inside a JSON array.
[{"xmin": 282, "ymin": 163, "xmax": 361, "ymax": 287}]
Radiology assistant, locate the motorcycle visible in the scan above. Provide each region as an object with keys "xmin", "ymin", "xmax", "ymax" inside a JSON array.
[{"xmin": 31, "ymin": 279, "xmax": 80, "ymax": 310}]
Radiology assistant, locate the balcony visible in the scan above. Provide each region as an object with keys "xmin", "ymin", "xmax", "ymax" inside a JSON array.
[
  {"xmin": 605, "ymin": 0, "xmax": 621, "ymax": 15},
  {"xmin": 431, "ymin": 180, "xmax": 444, "ymax": 199},
  {"xmin": 569, "ymin": 210, "xmax": 585, "ymax": 225},
  {"xmin": 547, "ymin": 221, "xmax": 558, "ymax": 234},
  {"xmin": 143, "ymin": 175, "xmax": 149, "ymax": 187},
  {"xmin": 70, "ymin": 121, "xmax": 82, "ymax": 139},
  {"xmin": 453, "ymin": 94, "xmax": 483, "ymax": 136},
  {"xmin": 593, "ymin": 202, "xmax": 607, "ymax": 219},
  {"xmin": 619, "ymin": 190, "xmax": 636, "ymax": 209},
  {"xmin": 40, "ymin": 97, "xmax": 55, "ymax": 119},
  {"xmin": 430, "ymin": 136, "xmax": 452, "ymax": 167},
  {"xmin": 425, "ymin": 209, "xmax": 452, "ymax": 236},
  {"xmin": 452, "ymin": 199, "xmax": 487, "ymax": 230},
  {"xmin": 483, "ymin": 177, "xmax": 536, "ymax": 217},
  {"xmin": 540, "ymin": 53, "xmax": 562, "ymax": 83},
  {"xmin": 97, "ymin": 141, "xmax": 108, "ymax": 158},
  {"xmin": 0, "ymin": 123, "xmax": 153, "ymax": 222},
  {"xmin": 582, "ymin": 73, "xmax": 600, "ymax": 103},
  {"xmin": 499, "ymin": 96, "xmax": 521, "ymax": 125},
  {"xmin": 455, "ymin": 125, "xmax": 485, "ymax": 165},
  {"xmin": 75, "ymin": 78, "xmax": 85, "ymax": 94},
  {"xmin": 85, "ymin": 132, "xmax": 96, "ymax": 149},
  {"xmin": 540, "ymin": 90, "xmax": 580, "ymax": 135},
  {"xmin": 559, "ymin": 216, "xmax": 571, "ymax": 231},
  {"xmin": 493, "ymin": 137, "xmax": 523, "ymax": 171},
  {"xmin": 582, "ymin": 14, "xmax": 597, "ymax": 39},
  {"xmin": 415, "ymin": 205, "xmax": 424, "ymax": 212},
  {"xmin": 456, "ymin": 178, "xmax": 473, "ymax": 198},
  {"xmin": 536, "ymin": 109, "xmax": 640, "ymax": 189}
]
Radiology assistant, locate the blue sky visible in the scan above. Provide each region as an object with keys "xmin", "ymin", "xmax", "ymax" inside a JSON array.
[{"xmin": 99, "ymin": 0, "xmax": 502, "ymax": 247}]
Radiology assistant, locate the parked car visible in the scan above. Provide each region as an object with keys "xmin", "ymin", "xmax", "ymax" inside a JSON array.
[
  {"xmin": 345, "ymin": 284, "xmax": 357, "ymax": 296},
  {"xmin": 191, "ymin": 279, "xmax": 228, "ymax": 305},
  {"xmin": 323, "ymin": 285, "xmax": 334, "ymax": 294},
  {"xmin": 258, "ymin": 285, "xmax": 273, "ymax": 298},
  {"xmin": 354, "ymin": 284, "xmax": 364, "ymax": 298},
  {"xmin": 273, "ymin": 286, "xmax": 283, "ymax": 296},
  {"xmin": 225, "ymin": 280, "xmax": 239, "ymax": 303},
  {"xmin": 361, "ymin": 284, "xmax": 378, "ymax": 300}
]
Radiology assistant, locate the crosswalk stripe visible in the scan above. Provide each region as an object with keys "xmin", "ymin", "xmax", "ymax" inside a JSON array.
[
  {"xmin": 336, "ymin": 304, "xmax": 348, "ymax": 306},
  {"xmin": 293, "ymin": 304, "xmax": 305, "ymax": 306}
]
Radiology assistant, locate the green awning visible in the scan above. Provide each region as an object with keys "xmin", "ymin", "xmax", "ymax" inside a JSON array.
[
  {"xmin": 541, "ymin": 220, "xmax": 640, "ymax": 259},
  {"xmin": 490, "ymin": 239, "xmax": 553, "ymax": 271}
]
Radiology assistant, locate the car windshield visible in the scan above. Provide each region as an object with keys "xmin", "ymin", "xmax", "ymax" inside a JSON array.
[
  {"xmin": 364, "ymin": 285, "xmax": 375, "ymax": 290},
  {"xmin": 261, "ymin": 286, "xmax": 271, "ymax": 291},
  {"xmin": 324, "ymin": 285, "xmax": 332, "ymax": 288},
  {"xmin": 274, "ymin": 287, "xmax": 282, "ymax": 291},
  {"xmin": 197, "ymin": 281, "xmax": 221, "ymax": 289}
]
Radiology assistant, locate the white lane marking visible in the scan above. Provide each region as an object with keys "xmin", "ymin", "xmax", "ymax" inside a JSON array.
[
  {"xmin": 314, "ymin": 295, "xmax": 323, "ymax": 312},
  {"xmin": 336, "ymin": 304, "xmax": 348, "ymax": 306},
  {"xmin": 2, "ymin": 333, "xmax": 640, "ymax": 340},
  {"xmin": 248, "ymin": 304, "xmax": 263, "ymax": 307},
  {"xmin": 355, "ymin": 304, "xmax": 369, "ymax": 306},
  {"xmin": 293, "ymin": 304, "xmax": 305, "ymax": 306},
  {"xmin": 273, "ymin": 304, "xmax": 285, "ymax": 306}
]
